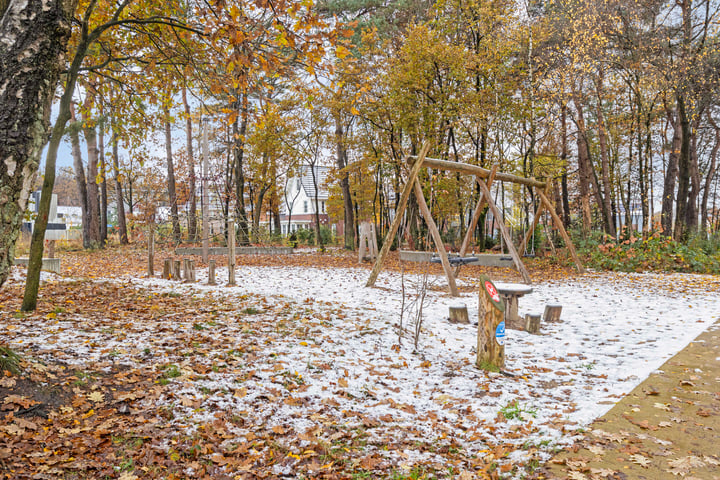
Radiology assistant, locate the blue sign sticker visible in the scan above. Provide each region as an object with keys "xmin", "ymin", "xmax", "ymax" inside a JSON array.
[{"xmin": 495, "ymin": 321, "xmax": 506, "ymax": 346}]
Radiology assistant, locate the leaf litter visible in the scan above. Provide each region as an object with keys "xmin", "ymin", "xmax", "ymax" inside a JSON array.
[{"xmin": 1, "ymin": 247, "xmax": 719, "ymax": 478}]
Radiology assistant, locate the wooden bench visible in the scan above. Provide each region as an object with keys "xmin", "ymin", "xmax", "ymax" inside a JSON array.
[{"xmin": 494, "ymin": 282, "xmax": 533, "ymax": 330}]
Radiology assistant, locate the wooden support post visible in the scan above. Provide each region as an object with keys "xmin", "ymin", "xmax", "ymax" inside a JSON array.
[
  {"xmin": 536, "ymin": 190, "xmax": 585, "ymax": 273},
  {"xmin": 525, "ymin": 313, "xmax": 541, "ymax": 334},
  {"xmin": 228, "ymin": 219, "xmax": 236, "ymax": 286},
  {"xmin": 208, "ymin": 259, "xmax": 216, "ymax": 285},
  {"xmin": 173, "ymin": 260, "xmax": 182, "ymax": 281},
  {"xmin": 358, "ymin": 222, "xmax": 368, "ymax": 263},
  {"xmin": 163, "ymin": 259, "xmax": 172, "ymax": 280},
  {"xmin": 367, "ymin": 142, "xmax": 431, "ymax": 287},
  {"xmin": 477, "ymin": 276, "xmax": 506, "ymax": 370},
  {"xmin": 476, "ymin": 180, "xmax": 533, "ymax": 284},
  {"xmin": 543, "ymin": 304, "xmax": 562, "ymax": 323},
  {"xmin": 413, "ymin": 178, "xmax": 459, "ymax": 296},
  {"xmin": 47, "ymin": 240, "xmax": 56, "ymax": 259},
  {"xmin": 358, "ymin": 222, "xmax": 379, "ymax": 263},
  {"xmin": 187, "ymin": 260, "xmax": 196, "ymax": 283},
  {"xmin": 449, "ymin": 304, "xmax": 469, "ymax": 324},
  {"xmin": 183, "ymin": 258, "xmax": 191, "ymax": 282},
  {"xmin": 147, "ymin": 222, "xmax": 155, "ymax": 277},
  {"xmin": 456, "ymin": 165, "xmax": 498, "ymax": 277}
]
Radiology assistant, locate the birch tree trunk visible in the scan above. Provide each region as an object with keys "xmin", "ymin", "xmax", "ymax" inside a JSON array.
[{"xmin": 0, "ymin": 0, "xmax": 76, "ymax": 289}]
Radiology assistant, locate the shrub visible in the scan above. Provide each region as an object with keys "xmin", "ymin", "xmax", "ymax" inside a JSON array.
[{"xmin": 584, "ymin": 233, "xmax": 720, "ymax": 274}]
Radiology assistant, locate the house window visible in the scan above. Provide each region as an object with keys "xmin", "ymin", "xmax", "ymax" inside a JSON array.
[
  {"xmin": 321, "ymin": 201, "xmax": 325, "ymax": 213},
  {"xmin": 303, "ymin": 201, "xmax": 308, "ymax": 213}
]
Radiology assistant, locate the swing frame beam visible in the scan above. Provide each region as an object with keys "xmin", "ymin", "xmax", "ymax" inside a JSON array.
[{"xmin": 365, "ymin": 148, "xmax": 585, "ymax": 296}]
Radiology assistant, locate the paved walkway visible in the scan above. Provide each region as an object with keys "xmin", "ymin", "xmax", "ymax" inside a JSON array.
[{"xmin": 537, "ymin": 319, "xmax": 720, "ymax": 480}]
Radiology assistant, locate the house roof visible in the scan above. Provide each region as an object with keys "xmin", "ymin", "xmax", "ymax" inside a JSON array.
[{"xmin": 299, "ymin": 165, "xmax": 329, "ymax": 200}]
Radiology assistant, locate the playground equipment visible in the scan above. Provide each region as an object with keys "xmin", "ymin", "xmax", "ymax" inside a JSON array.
[{"xmin": 366, "ymin": 143, "xmax": 584, "ymax": 296}]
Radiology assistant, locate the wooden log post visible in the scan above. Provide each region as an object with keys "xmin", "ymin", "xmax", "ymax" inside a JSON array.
[
  {"xmin": 543, "ymin": 304, "xmax": 562, "ymax": 323},
  {"xmin": 525, "ymin": 313, "xmax": 541, "ymax": 334},
  {"xmin": 449, "ymin": 304, "xmax": 469, "ymax": 324},
  {"xmin": 183, "ymin": 259, "xmax": 191, "ymax": 282},
  {"xmin": 163, "ymin": 259, "xmax": 172, "ymax": 280},
  {"xmin": 171, "ymin": 260, "xmax": 180, "ymax": 280},
  {"xmin": 187, "ymin": 260, "xmax": 196, "ymax": 283},
  {"xmin": 477, "ymin": 276, "xmax": 506, "ymax": 370},
  {"xmin": 228, "ymin": 219, "xmax": 236, "ymax": 286},
  {"xmin": 413, "ymin": 178, "xmax": 459, "ymax": 296},
  {"xmin": 208, "ymin": 259, "xmax": 216, "ymax": 285},
  {"xmin": 358, "ymin": 222, "xmax": 369, "ymax": 263},
  {"xmin": 147, "ymin": 223, "xmax": 155, "ymax": 277}
]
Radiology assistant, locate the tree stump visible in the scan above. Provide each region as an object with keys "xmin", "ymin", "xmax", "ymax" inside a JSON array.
[
  {"xmin": 525, "ymin": 313, "xmax": 541, "ymax": 334},
  {"xmin": 543, "ymin": 304, "xmax": 562, "ymax": 323},
  {"xmin": 162, "ymin": 259, "xmax": 172, "ymax": 280},
  {"xmin": 173, "ymin": 260, "xmax": 182, "ymax": 281},
  {"xmin": 449, "ymin": 304, "xmax": 469, "ymax": 324},
  {"xmin": 208, "ymin": 259, "xmax": 216, "ymax": 285},
  {"xmin": 477, "ymin": 276, "xmax": 506, "ymax": 370}
]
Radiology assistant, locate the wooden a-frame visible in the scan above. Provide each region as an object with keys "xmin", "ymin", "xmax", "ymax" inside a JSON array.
[{"xmin": 366, "ymin": 150, "xmax": 585, "ymax": 296}]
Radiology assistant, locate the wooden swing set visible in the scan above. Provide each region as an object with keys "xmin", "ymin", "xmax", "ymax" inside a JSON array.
[{"xmin": 366, "ymin": 143, "xmax": 585, "ymax": 296}]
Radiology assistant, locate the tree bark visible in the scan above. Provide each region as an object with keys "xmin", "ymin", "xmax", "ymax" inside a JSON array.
[
  {"xmin": 83, "ymin": 116, "xmax": 101, "ymax": 247},
  {"xmin": 182, "ymin": 85, "xmax": 197, "ymax": 242},
  {"xmin": 701, "ymin": 115, "xmax": 720, "ymax": 236},
  {"xmin": 674, "ymin": 96, "xmax": 692, "ymax": 240},
  {"xmin": 164, "ymin": 106, "xmax": 181, "ymax": 243},
  {"xmin": 99, "ymin": 118, "xmax": 108, "ymax": 244},
  {"xmin": 233, "ymin": 91, "xmax": 250, "ymax": 245},
  {"xmin": 69, "ymin": 104, "xmax": 90, "ymax": 248},
  {"xmin": 572, "ymin": 91, "xmax": 594, "ymax": 235},
  {"xmin": 111, "ymin": 118, "xmax": 128, "ymax": 244},
  {"xmin": 0, "ymin": 0, "xmax": 76, "ymax": 289},
  {"xmin": 595, "ymin": 70, "xmax": 616, "ymax": 237},
  {"xmin": 335, "ymin": 114, "xmax": 355, "ymax": 249},
  {"xmin": 661, "ymin": 108, "xmax": 681, "ymax": 236}
]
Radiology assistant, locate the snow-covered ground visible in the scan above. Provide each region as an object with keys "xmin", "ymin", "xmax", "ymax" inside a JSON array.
[{"xmin": 4, "ymin": 263, "xmax": 719, "ymax": 475}]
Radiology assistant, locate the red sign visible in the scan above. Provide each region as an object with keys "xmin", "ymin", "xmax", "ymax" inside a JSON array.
[{"xmin": 484, "ymin": 280, "xmax": 500, "ymax": 303}]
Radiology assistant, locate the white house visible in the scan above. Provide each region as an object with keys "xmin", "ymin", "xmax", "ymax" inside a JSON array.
[{"xmin": 279, "ymin": 165, "xmax": 333, "ymax": 236}]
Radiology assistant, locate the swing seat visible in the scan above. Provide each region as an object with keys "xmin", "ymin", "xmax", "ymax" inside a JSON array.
[{"xmin": 429, "ymin": 256, "xmax": 479, "ymax": 266}]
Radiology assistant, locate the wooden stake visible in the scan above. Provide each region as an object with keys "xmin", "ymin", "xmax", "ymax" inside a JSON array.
[
  {"xmin": 456, "ymin": 165, "xmax": 498, "ymax": 277},
  {"xmin": 188, "ymin": 260, "xmax": 196, "ymax": 283},
  {"xmin": 449, "ymin": 305, "xmax": 469, "ymax": 324},
  {"xmin": 476, "ymin": 180, "xmax": 532, "ymax": 284},
  {"xmin": 366, "ymin": 142, "xmax": 431, "ymax": 287},
  {"xmin": 208, "ymin": 259, "xmax": 216, "ymax": 285},
  {"xmin": 228, "ymin": 219, "xmax": 236, "ymax": 285},
  {"xmin": 525, "ymin": 313, "xmax": 541, "ymax": 334},
  {"xmin": 413, "ymin": 178, "xmax": 459, "ymax": 296},
  {"xmin": 162, "ymin": 259, "xmax": 172, "ymax": 280},
  {"xmin": 477, "ymin": 276, "xmax": 506, "ymax": 369},
  {"xmin": 183, "ymin": 259, "xmax": 190, "ymax": 282},
  {"xmin": 173, "ymin": 260, "xmax": 181, "ymax": 281},
  {"xmin": 536, "ymin": 189, "xmax": 585, "ymax": 273}
]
